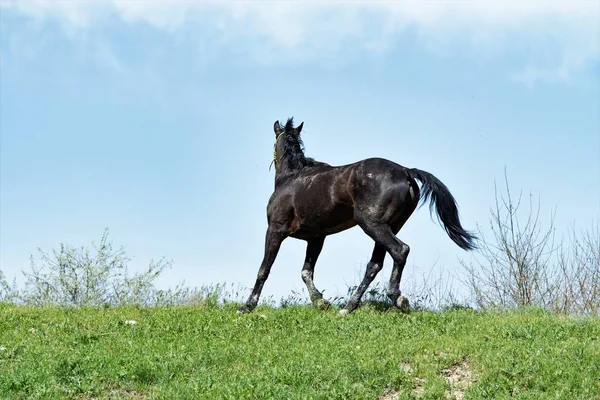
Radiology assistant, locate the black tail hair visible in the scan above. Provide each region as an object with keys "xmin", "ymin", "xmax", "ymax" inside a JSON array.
[{"xmin": 407, "ymin": 168, "xmax": 477, "ymax": 250}]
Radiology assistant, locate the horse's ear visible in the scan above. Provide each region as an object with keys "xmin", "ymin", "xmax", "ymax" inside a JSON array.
[
  {"xmin": 296, "ymin": 121, "xmax": 304, "ymax": 134},
  {"xmin": 274, "ymin": 120, "xmax": 283, "ymax": 136}
]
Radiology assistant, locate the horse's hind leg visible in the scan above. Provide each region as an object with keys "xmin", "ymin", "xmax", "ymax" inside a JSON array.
[
  {"xmin": 386, "ymin": 245, "xmax": 410, "ymax": 312},
  {"xmin": 341, "ymin": 222, "xmax": 409, "ymax": 315},
  {"xmin": 387, "ymin": 223, "xmax": 411, "ymax": 312},
  {"xmin": 340, "ymin": 243, "xmax": 387, "ymax": 315},
  {"xmin": 301, "ymin": 237, "xmax": 330, "ymax": 309}
]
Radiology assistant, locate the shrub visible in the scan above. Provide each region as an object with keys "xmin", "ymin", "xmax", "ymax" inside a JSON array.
[
  {"xmin": 461, "ymin": 170, "xmax": 600, "ymax": 316},
  {"xmin": 0, "ymin": 269, "xmax": 17, "ymax": 302},
  {"xmin": 19, "ymin": 228, "xmax": 173, "ymax": 307}
]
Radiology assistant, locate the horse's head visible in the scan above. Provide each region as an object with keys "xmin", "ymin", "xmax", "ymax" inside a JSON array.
[
  {"xmin": 270, "ymin": 118, "xmax": 305, "ymax": 171},
  {"xmin": 273, "ymin": 118, "xmax": 303, "ymax": 139}
]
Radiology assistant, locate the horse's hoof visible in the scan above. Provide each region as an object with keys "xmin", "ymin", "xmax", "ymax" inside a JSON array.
[
  {"xmin": 396, "ymin": 296, "xmax": 410, "ymax": 313},
  {"xmin": 237, "ymin": 305, "xmax": 251, "ymax": 314},
  {"xmin": 315, "ymin": 298, "xmax": 331, "ymax": 310},
  {"xmin": 339, "ymin": 309, "xmax": 350, "ymax": 317}
]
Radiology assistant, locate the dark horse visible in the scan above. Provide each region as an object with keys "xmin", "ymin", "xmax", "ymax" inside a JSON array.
[{"xmin": 238, "ymin": 118, "xmax": 477, "ymax": 315}]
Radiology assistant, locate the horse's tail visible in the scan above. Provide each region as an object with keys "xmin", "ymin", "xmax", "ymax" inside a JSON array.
[{"xmin": 406, "ymin": 168, "xmax": 477, "ymax": 250}]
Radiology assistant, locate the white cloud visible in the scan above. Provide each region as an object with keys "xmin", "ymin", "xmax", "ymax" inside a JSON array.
[{"xmin": 4, "ymin": 0, "xmax": 599, "ymax": 84}]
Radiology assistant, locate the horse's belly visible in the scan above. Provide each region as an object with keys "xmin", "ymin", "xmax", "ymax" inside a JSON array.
[
  {"xmin": 289, "ymin": 204, "xmax": 356, "ymax": 239},
  {"xmin": 322, "ymin": 219, "xmax": 357, "ymax": 235}
]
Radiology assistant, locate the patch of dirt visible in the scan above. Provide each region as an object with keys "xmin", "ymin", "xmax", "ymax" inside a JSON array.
[
  {"xmin": 379, "ymin": 390, "xmax": 399, "ymax": 400},
  {"xmin": 378, "ymin": 363, "xmax": 424, "ymax": 400},
  {"xmin": 380, "ymin": 358, "xmax": 475, "ymax": 400},
  {"xmin": 413, "ymin": 377, "xmax": 426, "ymax": 397},
  {"xmin": 442, "ymin": 358, "xmax": 475, "ymax": 400}
]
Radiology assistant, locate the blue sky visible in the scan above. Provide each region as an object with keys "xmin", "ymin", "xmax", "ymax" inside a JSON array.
[{"xmin": 1, "ymin": 1, "xmax": 599, "ymax": 303}]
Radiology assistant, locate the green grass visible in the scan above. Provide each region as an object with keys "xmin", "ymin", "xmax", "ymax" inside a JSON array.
[{"xmin": 0, "ymin": 302, "xmax": 598, "ymax": 399}]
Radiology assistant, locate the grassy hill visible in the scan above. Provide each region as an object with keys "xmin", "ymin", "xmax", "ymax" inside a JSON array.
[{"xmin": 0, "ymin": 302, "xmax": 598, "ymax": 399}]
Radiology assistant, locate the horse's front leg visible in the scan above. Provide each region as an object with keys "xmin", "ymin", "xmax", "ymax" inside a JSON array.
[
  {"xmin": 237, "ymin": 225, "xmax": 287, "ymax": 313},
  {"xmin": 301, "ymin": 237, "xmax": 330, "ymax": 309}
]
